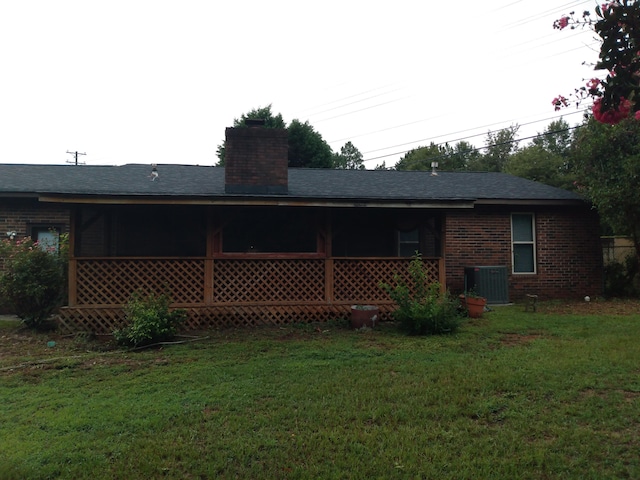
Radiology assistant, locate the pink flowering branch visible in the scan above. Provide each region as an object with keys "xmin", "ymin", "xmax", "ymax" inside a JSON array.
[{"xmin": 552, "ymin": 0, "xmax": 640, "ymax": 124}]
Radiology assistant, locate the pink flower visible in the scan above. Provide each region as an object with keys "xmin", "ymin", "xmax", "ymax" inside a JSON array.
[
  {"xmin": 553, "ymin": 16, "xmax": 570, "ymax": 30},
  {"xmin": 592, "ymin": 97, "xmax": 631, "ymax": 124},
  {"xmin": 586, "ymin": 78, "xmax": 601, "ymax": 91},
  {"xmin": 552, "ymin": 95, "xmax": 569, "ymax": 111},
  {"xmin": 634, "ymin": 110, "xmax": 640, "ymax": 120}
]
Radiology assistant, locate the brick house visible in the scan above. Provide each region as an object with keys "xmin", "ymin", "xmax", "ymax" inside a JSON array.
[{"xmin": 0, "ymin": 125, "xmax": 602, "ymax": 331}]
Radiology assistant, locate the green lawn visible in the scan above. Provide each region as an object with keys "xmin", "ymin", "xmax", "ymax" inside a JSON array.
[{"xmin": 1, "ymin": 304, "xmax": 639, "ymax": 479}]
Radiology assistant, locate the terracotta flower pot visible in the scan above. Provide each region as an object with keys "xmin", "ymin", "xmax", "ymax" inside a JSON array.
[
  {"xmin": 460, "ymin": 295, "xmax": 487, "ymax": 318},
  {"xmin": 350, "ymin": 305, "xmax": 379, "ymax": 329}
]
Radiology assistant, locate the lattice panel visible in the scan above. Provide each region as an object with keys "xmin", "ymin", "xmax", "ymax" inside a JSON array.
[
  {"xmin": 58, "ymin": 307, "xmax": 126, "ymax": 334},
  {"xmin": 213, "ymin": 259, "xmax": 325, "ymax": 303},
  {"xmin": 75, "ymin": 259, "xmax": 205, "ymax": 305},
  {"xmin": 333, "ymin": 258, "xmax": 439, "ymax": 302},
  {"xmin": 58, "ymin": 304, "xmax": 396, "ymax": 333}
]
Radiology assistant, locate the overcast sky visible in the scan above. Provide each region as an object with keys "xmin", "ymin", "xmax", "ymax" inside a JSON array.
[{"xmin": 1, "ymin": 0, "xmax": 598, "ymax": 168}]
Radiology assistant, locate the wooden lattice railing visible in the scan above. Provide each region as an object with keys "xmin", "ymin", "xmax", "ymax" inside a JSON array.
[
  {"xmin": 213, "ymin": 259, "xmax": 325, "ymax": 303},
  {"xmin": 62, "ymin": 256, "xmax": 442, "ymax": 332},
  {"xmin": 74, "ymin": 258, "xmax": 205, "ymax": 305}
]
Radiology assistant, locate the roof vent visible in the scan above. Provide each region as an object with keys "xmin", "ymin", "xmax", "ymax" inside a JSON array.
[{"xmin": 431, "ymin": 161, "xmax": 439, "ymax": 176}]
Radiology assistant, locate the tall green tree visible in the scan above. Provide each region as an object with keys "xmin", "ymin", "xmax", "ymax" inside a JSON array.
[
  {"xmin": 333, "ymin": 141, "xmax": 365, "ymax": 170},
  {"xmin": 531, "ymin": 118, "xmax": 573, "ymax": 158},
  {"xmin": 395, "ymin": 143, "xmax": 444, "ymax": 171},
  {"xmin": 445, "ymin": 141, "xmax": 483, "ymax": 171},
  {"xmin": 472, "ymin": 125, "xmax": 519, "ymax": 172},
  {"xmin": 505, "ymin": 145, "xmax": 569, "ymax": 188},
  {"xmin": 571, "ymin": 116, "xmax": 640, "ymax": 257},
  {"xmin": 505, "ymin": 119, "xmax": 575, "ymax": 189},
  {"xmin": 287, "ymin": 119, "xmax": 333, "ymax": 168}
]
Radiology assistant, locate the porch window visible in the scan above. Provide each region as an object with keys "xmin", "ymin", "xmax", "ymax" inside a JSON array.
[
  {"xmin": 511, "ymin": 213, "xmax": 536, "ymax": 274},
  {"xmin": 398, "ymin": 229, "xmax": 420, "ymax": 257}
]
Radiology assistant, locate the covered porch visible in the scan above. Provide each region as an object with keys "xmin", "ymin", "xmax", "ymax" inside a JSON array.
[{"xmin": 58, "ymin": 203, "xmax": 445, "ymax": 332}]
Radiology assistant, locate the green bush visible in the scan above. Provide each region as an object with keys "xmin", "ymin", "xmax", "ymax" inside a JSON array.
[
  {"xmin": 604, "ymin": 254, "xmax": 640, "ymax": 297},
  {"xmin": 0, "ymin": 235, "xmax": 67, "ymax": 328},
  {"xmin": 380, "ymin": 253, "xmax": 461, "ymax": 335},
  {"xmin": 113, "ymin": 292, "xmax": 186, "ymax": 347}
]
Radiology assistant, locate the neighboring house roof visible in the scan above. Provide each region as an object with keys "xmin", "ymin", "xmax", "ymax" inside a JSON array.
[{"xmin": 0, "ymin": 164, "xmax": 584, "ymax": 206}]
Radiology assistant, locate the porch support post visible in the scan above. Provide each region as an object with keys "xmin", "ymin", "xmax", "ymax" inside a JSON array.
[
  {"xmin": 439, "ymin": 215, "xmax": 447, "ymax": 293},
  {"xmin": 68, "ymin": 208, "xmax": 77, "ymax": 306},
  {"xmin": 325, "ymin": 258, "xmax": 334, "ymax": 303},
  {"xmin": 205, "ymin": 209, "xmax": 215, "ymax": 305},
  {"xmin": 323, "ymin": 210, "xmax": 333, "ymax": 303}
]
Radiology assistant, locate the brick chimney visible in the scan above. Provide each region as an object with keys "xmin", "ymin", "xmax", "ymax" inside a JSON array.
[{"xmin": 224, "ymin": 120, "xmax": 289, "ymax": 194}]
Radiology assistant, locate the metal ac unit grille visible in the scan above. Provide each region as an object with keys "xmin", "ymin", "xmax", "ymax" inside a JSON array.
[{"xmin": 464, "ymin": 266, "xmax": 509, "ymax": 304}]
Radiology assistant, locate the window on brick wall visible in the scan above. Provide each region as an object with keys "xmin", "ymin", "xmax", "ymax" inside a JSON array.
[
  {"xmin": 511, "ymin": 213, "xmax": 536, "ymax": 274},
  {"xmin": 30, "ymin": 225, "xmax": 63, "ymax": 253}
]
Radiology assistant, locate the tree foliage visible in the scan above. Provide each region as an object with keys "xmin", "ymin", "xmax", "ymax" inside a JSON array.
[
  {"xmin": 216, "ymin": 105, "xmax": 334, "ymax": 168},
  {"xmin": 571, "ymin": 117, "xmax": 640, "ymax": 257},
  {"xmin": 554, "ymin": 1, "xmax": 640, "ymax": 123},
  {"xmin": 333, "ymin": 141, "xmax": 365, "ymax": 170},
  {"xmin": 505, "ymin": 119, "xmax": 574, "ymax": 189},
  {"xmin": 0, "ymin": 235, "xmax": 68, "ymax": 328},
  {"xmin": 287, "ymin": 119, "xmax": 334, "ymax": 168},
  {"xmin": 395, "ymin": 141, "xmax": 480, "ymax": 171},
  {"xmin": 476, "ymin": 125, "xmax": 520, "ymax": 172}
]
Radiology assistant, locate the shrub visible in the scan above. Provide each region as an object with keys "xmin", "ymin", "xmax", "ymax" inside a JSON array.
[
  {"xmin": 604, "ymin": 254, "xmax": 640, "ymax": 297},
  {"xmin": 380, "ymin": 253, "xmax": 461, "ymax": 335},
  {"xmin": 113, "ymin": 292, "xmax": 186, "ymax": 347},
  {"xmin": 0, "ymin": 235, "xmax": 67, "ymax": 328}
]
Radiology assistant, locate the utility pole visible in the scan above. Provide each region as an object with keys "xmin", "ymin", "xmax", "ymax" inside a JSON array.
[{"xmin": 66, "ymin": 151, "xmax": 86, "ymax": 165}]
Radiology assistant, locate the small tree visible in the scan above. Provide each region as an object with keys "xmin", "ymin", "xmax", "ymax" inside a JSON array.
[
  {"xmin": 0, "ymin": 235, "xmax": 68, "ymax": 328},
  {"xmin": 380, "ymin": 253, "xmax": 461, "ymax": 335},
  {"xmin": 113, "ymin": 292, "xmax": 186, "ymax": 347}
]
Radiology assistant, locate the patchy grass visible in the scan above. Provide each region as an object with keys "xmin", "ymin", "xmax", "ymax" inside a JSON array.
[{"xmin": 1, "ymin": 302, "xmax": 639, "ymax": 479}]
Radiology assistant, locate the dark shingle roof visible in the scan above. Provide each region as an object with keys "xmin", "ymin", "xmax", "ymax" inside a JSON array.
[{"xmin": 0, "ymin": 163, "xmax": 583, "ymax": 204}]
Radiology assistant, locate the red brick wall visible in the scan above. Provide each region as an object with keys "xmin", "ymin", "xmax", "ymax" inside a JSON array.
[
  {"xmin": 0, "ymin": 199, "xmax": 71, "ymax": 312},
  {"xmin": 445, "ymin": 205, "xmax": 603, "ymax": 301},
  {"xmin": 225, "ymin": 126, "xmax": 289, "ymax": 194},
  {"xmin": 0, "ymin": 198, "xmax": 70, "ymax": 239}
]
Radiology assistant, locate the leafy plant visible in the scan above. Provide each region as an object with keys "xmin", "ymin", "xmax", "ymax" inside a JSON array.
[
  {"xmin": 380, "ymin": 253, "xmax": 461, "ymax": 335},
  {"xmin": 113, "ymin": 292, "xmax": 186, "ymax": 347},
  {"xmin": 0, "ymin": 235, "xmax": 68, "ymax": 328},
  {"xmin": 604, "ymin": 254, "xmax": 640, "ymax": 297}
]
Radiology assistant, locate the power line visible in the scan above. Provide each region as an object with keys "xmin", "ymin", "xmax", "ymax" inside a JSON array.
[
  {"xmin": 360, "ymin": 109, "xmax": 586, "ymax": 161},
  {"xmin": 363, "ymin": 114, "xmax": 587, "ymax": 164}
]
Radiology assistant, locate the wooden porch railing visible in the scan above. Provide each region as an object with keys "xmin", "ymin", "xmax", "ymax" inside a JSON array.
[{"xmin": 61, "ymin": 256, "xmax": 443, "ymax": 332}]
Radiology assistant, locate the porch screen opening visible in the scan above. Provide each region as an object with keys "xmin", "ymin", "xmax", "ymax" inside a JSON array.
[
  {"xmin": 511, "ymin": 213, "xmax": 536, "ymax": 273},
  {"xmin": 223, "ymin": 209, "xmax": 317, "ymax": 253}
]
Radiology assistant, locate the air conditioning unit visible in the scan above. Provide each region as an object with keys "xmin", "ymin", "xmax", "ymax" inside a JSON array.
[{"xmin": 464, "ymin": 266, "xmax": 509, "ymax": 304}]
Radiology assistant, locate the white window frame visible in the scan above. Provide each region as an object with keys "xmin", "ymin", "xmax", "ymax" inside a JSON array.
[{"xmin": 511, "ymin": 213, "xmax": 536, "ymax": 274}]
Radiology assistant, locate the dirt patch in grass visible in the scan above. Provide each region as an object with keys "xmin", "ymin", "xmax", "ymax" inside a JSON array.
[{"xmin": 499, "ymin": 332, "xmax": 546, "ymax": 347}]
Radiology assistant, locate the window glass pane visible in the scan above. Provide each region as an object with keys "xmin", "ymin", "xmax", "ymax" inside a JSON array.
[
  {"xmin": 512, "ymin": 214, "xmax": 533, "ymax": 242},
  {"xmin": 513, "ymin": 244, "xmax": 534, "ymax": 273},
  {"xmin": 399, "ymin": 229, "xmax": 419, "ymax": 242},
  {"xmin": 34, "ymin": 229, "xmax": 59, "ymax": 253}
]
